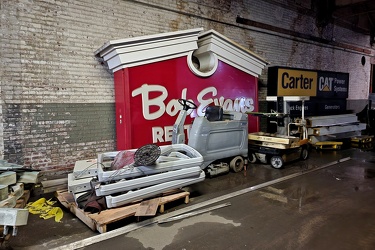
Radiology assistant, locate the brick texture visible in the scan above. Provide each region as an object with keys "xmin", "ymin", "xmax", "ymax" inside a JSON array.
[
  {"xmin": 1, "ymin": 0, "xmax": 373, "ymax": 170},
  {"xmin": 2, "ymin": 103, "xmax": 115, "ymax": 170}
]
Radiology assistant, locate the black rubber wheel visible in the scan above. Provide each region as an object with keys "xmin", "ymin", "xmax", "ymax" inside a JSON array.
[
  {"xmin": 134, "ymin": 144, "xmax": 161, "ymax": 166},
  {"xmin": 248, "ymin": 153, "xmax": 257, "ymax": 163},
  {"xmin": 270, "ymin": 156, "xmax": 283, "ymax": 169},
  {"xmin": 300, "ymin": 147, "xmax": 309, "ymax": 160},
  {"xmin": 230, "ymin": 156, "xmax": 245, "ymax": 172}
]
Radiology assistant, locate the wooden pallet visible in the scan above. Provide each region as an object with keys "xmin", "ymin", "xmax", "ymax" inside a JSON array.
[
  {"xmin": 55, "ymin": 189, "xmax": 190, "ymax": 233},
  {"xmin": 15, "ymin": 190, "xmax": 31, "ymax": 208},
  {"xmin": 314, "ymin": 141, "xmax": 343, "ymax": 150}
]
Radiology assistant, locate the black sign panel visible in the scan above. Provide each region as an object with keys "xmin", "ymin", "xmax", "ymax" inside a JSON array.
[
  {"xmin": 289, "ymin": 98, "xmax": 347, "ymax": 116},
  {"xmin": 316, "ymin": 71, "xmax": 349, "ymax": 98},
  {"xmin": 289, "ymin": 101, "xmax": 316, "ymax": 116}
]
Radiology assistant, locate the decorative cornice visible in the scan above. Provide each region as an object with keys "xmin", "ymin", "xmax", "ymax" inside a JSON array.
[
  {"xmin": 95, "ymin": 28, "xmax": 203, "ymax": 72},
  {"xmin": 196, "ymin": 29, "xmax": 269, "ymax": 77},
  {"xmin": 95, "ymin": 28, "xmax": 268, "ymax": 77}
]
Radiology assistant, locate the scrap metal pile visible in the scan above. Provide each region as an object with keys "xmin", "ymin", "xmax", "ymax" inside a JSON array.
[{"xmin": 68, "ymin": 144, "xmax": 205, "ymax": 211}]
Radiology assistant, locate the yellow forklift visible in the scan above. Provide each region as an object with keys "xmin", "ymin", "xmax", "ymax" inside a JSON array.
[{"xmin": 247, "ymin": 96, "xmax": 310, "ymax": 169}]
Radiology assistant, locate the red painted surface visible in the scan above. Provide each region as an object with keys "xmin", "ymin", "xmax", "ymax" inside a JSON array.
[{"xmin": 114, "ymin": 56, "xmax": 259, "ymax": 150}]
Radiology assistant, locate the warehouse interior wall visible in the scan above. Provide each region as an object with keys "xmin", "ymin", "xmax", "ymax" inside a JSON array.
[{"xmin": 1, "ymin": 0, "xmax": 374, "ymax": 170}]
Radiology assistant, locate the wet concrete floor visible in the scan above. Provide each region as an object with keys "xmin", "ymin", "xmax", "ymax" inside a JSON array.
[{"xmin": 4, "ymin": 147, "xmax": 375, "ymax": 250}]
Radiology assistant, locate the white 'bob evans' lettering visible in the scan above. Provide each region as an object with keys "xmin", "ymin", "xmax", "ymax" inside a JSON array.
[{"xmin": 132, "ymin": 84, "xmax": 255, "ymax": 120}]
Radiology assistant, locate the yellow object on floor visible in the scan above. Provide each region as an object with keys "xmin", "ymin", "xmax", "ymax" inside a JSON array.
[
  {"xmin": 314, "ymin": 141, "xmax": 343, "ymax": 150},
  {"xmin": 26, "ymin": 198, "xmax": 63, "ymax": 222}
]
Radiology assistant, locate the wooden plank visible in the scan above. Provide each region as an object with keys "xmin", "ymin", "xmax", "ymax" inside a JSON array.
[
  {"xmin": 71, "ymin": 203, "xmax": 97, "ymax": 231},
  {"xmin": 159, "ymin": 191, "xmax": 190, "ymax": 205},
  {"xmin": 55, "ymin": 190, "xmax": 97, "ymax": 231},
  {"xmin": 159, "ymin": 191, "xmax": 190, "ymax": 213},
  {"xmin": 15, "ymin": 190, "xmax": 30, "ymax": 208},
  {"xmin": 161, "ymin": 188, "xmax": 181, "ymax": 196},
  {"xmin": 89, "ymin": 203, "xmax": 140, "ymax": 225},
  {"xmin": 55, "ymin": 189, "xmax": 75, "ymax": 207},
  {"xmin": 135, "ymin": 198, "xmax": 161, "ymax": 216}
]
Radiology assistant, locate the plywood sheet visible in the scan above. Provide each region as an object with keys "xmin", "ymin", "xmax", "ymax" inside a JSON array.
[{"xmin": 135, "ymin": 198, "xmax": 161, "ymax": 216}]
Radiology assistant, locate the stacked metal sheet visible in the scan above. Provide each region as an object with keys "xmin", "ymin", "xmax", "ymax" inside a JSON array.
[
  {"xmin": 68, "ymin": 159, "xmax": 97, "ymax": 194},
  {"xmin": 302, "ymin": 114, "xmax": 366, "ymax": 144},
  {"xmin": 69, "ymin": 144, "xmax": 205, "ymax": 208}
]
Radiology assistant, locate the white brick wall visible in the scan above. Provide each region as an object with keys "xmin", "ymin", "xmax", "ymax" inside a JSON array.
[
  {"xmin": 2, "ymin": 0, "xmax": 372, "ymax": 102},
  {"xmin": 1, "ymin": 0, "xmax": 373, "ymax": 168}
]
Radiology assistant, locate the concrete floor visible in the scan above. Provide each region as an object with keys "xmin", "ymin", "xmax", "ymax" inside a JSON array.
[{"xmin": 3, "ymin": 146, "xmax": 375, "ymax": 250}]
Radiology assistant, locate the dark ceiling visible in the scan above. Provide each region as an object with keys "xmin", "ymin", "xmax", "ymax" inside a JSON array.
[{"xmin": 331, "ymin": 0, "xmax": 375, "ymax": 44}]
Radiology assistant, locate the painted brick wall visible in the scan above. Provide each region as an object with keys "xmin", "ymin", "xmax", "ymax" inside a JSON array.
[
  {"xmin": 1, "ymin": 0, "xmax": 373, "ymax": 170},
  {"xmin": 2, "ymin": 103, "xmax": 115, "ymax": 170}
]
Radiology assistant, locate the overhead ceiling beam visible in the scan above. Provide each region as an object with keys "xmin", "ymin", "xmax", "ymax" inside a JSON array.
[{"xmin": 334, "ymin": 1, "xmax": 375, "ymax": 17}]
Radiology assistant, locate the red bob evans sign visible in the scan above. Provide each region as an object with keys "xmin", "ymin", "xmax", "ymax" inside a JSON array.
[{"xmin": 96, "ymin": 29, "xmax": 268, "ymax": 150}]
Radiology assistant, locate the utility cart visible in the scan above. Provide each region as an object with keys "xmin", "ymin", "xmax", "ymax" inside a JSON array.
[
  {"xmin": 172, "ymin": 99, "xmax": 248, "ymax": 177},
  {"xmin": 248, "ymin": 132, "xmax": 309, "ymax": 168}
]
